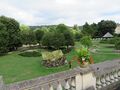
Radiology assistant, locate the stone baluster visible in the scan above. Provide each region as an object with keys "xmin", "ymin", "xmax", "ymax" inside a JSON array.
[
  {"xmin": 64, "ymin": 79, "xmax": 70, "ymax": 90},
  {"xmin": 109, "ymin": 72, "xmax": 115, "ymax": 83},
  {"xmin": 57, "ymin": 81, "xmax": 62, "ymax": 90},
  {"xmin": 118, "ymin": 69, "xmax": 120, "ymax": 79},
  {"xmin": 96, "ymin": 77, "xmax": 102, "ymax": 89},
  {"xmin": 49, "ymin": 84, "xmax": 54, "ymax": 90},
  {"xmin": 100, "ymin": 75, "xmax": 106, "ymax": 87},
  {"xmin": 71, "ymin": 77, "xmax": 76, "ymax": 90},
  {"xmin": 40, "ymin": 87, "xmax": 44, "ymax": 90},
  {"xmin": 113, "ymin": 70, "xmax": 119, "ymax": 81},
  {"xmin": 0, "ymin": 76, "xmax": 4, "ymax": 90},
  {"xmin": 105, "ymin": 74, "xmax": 111, "ymax": 85}
]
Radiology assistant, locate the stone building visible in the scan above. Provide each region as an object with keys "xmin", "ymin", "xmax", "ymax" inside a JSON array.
[{"xmin": 115, "ymin": 24, "xmax": 120, "ymax": 34}]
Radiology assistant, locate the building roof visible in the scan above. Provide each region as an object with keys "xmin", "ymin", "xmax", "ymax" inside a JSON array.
[{"xmin": 103, "ymin": 32, "xmax": 113, "ymax": 38}]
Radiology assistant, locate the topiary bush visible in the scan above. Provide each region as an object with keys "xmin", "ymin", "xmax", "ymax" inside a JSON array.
[
  {"xmin": 41, "ymin": 50, "xmax": 66, "ymax": 67},
  {"xmin": 19, "ymin": 50, "xmax": 41, "ymax": 57}
]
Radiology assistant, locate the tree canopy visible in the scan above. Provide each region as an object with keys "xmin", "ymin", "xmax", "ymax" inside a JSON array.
[
  {"xmin": 0, "ymin": 16, "xmax": 21, "ymax": 52},
  {"xmin": 97, "ymin": 20, "xmax": 117, "ymax": 37}
]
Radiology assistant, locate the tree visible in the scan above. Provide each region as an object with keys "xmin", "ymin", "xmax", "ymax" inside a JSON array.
[
  {"xmin": 0, "ymin": 16, "xmax": 21, "ymax": 51},
  {"xmin": 90, "ymin": 23, "xmax": 98, "ymax": 37},
  {"xmin": 20, "ymin": 25, "xmax": 36, "ymax": 45},
  {"xmin": 97, "ymin": 20, "xmax": 117, "ymax": 37},
  {"xmin": 35, "ymin": 28, "xmax": 44, "ymax": 45},
  {"xmin": 82, "ymin": 22, "xmax": 95, "ymax": 37},
  {"xmin": 80, "ymin": 36, "xmax": 92, "ymax": 48},
  {"xmin": 75, "ymin": 32, "xmax": 83, "ymax": 41},
  {"xmin": 56, "ymin": 24, "xmax": 69, "ymax": 33},
  {"xmin": 64, "ymin": 31, "xmax": 74, "ymax": 49},
  {"xmin": 56, "ymin": 24, "xmax": 75, "ymax": 49},
  {"xmin": 41, "ymin": 32, "xmax": 53, "ymax": 48},
  {"xmin": 41, "ymin": 32, "xmax": 65, "ymax": 49},
  {"xmin": 0, "ymin": 22, "xmax": 9, "ymax": 55},
  {"xmin": 73, "ymin": 24, "xmax": 80, "ymax": 31},
  {"xmin": 20, "ymin": 24, "xmax": 31, "ymax": 45},
  {"xmin": 50, "ymin": 32, "xmax": 65, "ymax": 49}
]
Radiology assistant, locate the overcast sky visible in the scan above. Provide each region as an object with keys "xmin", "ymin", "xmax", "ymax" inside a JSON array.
[{"xmin": 0, "ymin": 0, "xmax": 120, "ymax": 26}]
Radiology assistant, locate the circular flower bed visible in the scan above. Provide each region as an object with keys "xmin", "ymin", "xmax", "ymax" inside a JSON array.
[{"xmin": 19, "ymin": 50, "xmax": 41, "ymax": 57}]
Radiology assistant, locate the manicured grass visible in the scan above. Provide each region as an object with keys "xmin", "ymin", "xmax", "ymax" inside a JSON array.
[
  {"xmin": 0, "ymin": 51, "xmax": 70, "ymax": 84},
  {"xmin": 0, "ymin": 41, "xmax": 120, "ymax": 84}
]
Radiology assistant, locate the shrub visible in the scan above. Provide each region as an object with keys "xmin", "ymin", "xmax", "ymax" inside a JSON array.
[
  {"xmin": 100, "ymin": 39, "xmax": 109, "ymax": 44},
  {"xmin": 115, "ymin": 38, "xmax": 120, "ymax": 50},
  {"xmin": 100, "ymin": 37, "xmax": 120, "ymax": 44},
  {"xmin": 19, "ymin": 50, "xmax": 41, "ymax": 57},
  {"xmin": 80, "ymin": 36, "xmax": 92, "ymax": 47},
  {"xmin": 108, "ymin": 37, "xmax": 120, "ymax": 44},
  {"xmin": 41, "ymin": 50, "xmax": 66, "ymax": 67}
]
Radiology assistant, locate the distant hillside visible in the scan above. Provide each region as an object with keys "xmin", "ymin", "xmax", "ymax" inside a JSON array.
[
  {"xmin": 29, "ymin": 25, "xmax": 57, "ymax": 30},
  {"xmin": 29, "ymin": 25, "xmax": 82, "ymax": 30}
]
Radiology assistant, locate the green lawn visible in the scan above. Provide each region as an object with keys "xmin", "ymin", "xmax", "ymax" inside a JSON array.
[{"xmin": 0, "ymin": 41, "xmax": 120, "ymax": 84}]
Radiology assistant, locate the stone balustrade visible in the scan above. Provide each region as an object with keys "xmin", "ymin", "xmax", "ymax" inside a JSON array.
[{"xmin": 0, "ymin": 59, "xmax": 120, "ymax": 90}]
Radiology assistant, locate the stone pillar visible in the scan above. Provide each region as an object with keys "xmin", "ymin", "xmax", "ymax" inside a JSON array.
[
  {"xmin": 75, "ymin": 72, "xmax": 96, "ymax": 90},
  {"xmin": 75, "ymin": 74, "xmax": 82, "ymax": 90},
  {"xmin": 82, "ymin": 72, "xmax": 96, "ymax": 90},
  {"xmin": 0, "ymin": 76, "xmax": 4, "ymax": 90}
]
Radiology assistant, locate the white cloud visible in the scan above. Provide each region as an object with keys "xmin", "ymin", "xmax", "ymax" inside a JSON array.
[{"xmin": 0, "ymin": 0, "xmax": 120, "ymax": 26}]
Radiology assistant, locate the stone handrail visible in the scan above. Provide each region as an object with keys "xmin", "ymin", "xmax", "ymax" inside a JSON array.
[{"xmin": 0, "ymin": 59, "xmax": 120, "ymax": 90}]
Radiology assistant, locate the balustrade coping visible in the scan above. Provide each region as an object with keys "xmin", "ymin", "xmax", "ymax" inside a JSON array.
[{"xmin": 90, "ymin": 59, "xmax": 120, "ymax": 77}]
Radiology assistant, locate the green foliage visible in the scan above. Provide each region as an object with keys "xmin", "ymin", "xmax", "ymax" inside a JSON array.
[
  {"xmin": 73, "ymin": 24, "xmax": 80, "ymax": 31},
  {"xmin": 100, "ymin": 39, "xmax": 109, "ymax": 44},
  {"xmin": 0, "ymin": 22, "xmax": 9, "ymax": 55},
  {"xmin": 56, "ymin": 24, "xmax": 69, "ymax": 33},
  {"xmin": 35, "ymin": 28, "xmax": 44, "ymax": 45},
  {"xmin": 42, "ymin": 24, "xmax": 74, "ymax": 49},
  {"xmin": 20, "ymin": 25, "xmax": 36, "ymax": 45},
  {"xmin": 82, "ymin": 22, "xmax": 96, "ymax": 37},
  {"xmin": 64, "ymin": 30, "xmax": 74, "ymax": 47},
  {"xmin": 76, "ymin": 46, "xmax": 90, "ymax": 60},
  {"xmin": 80, "ymin": 36, "xmax": 92, "ymax": 47},
  {"xmin": 97, "ymin": 20, "xmax": 117, "ymax": 37},
  {"xmin": 115, "ymin": 38, "xmax": 120, "ymax": 50},
  {"xmin": 42, "ymin": 32, "xmax": 65, "ymax": 49},
  {"xmin": 41, "ymin": 32, "xmax": 53, "ymax": 48},
  {"xmin": 19, "ymin": 50, "xmax": 41, "ymax": 57},
  {"xmin": 56, "ymin": 24, "xmax": 74, "ymax": 47},
  {"xmin": 50, "ymin": 32, "xmax": 65, "ymax": 49},
  {"xmin": 0, "ymin": 16, "xmax": 21, "ymax": 51},
  {"xmin": 100, "ymin": 37, "xmax": 120, "ymax": 44},
  {"xmin": 74, "ymin": 32, "xmax": 83, "ymax": 41}
]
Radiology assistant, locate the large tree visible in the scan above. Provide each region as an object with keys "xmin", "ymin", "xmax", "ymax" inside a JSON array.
[
  {"xmin": 97, "ymin": 20, "xmax": 117, "ymax": 37},
  {"xmin": 56, "ymin": 24, "xmax": 75, "ymax": 48},
  {"xmin": 82, "ymin": 22, "xmax": 95, "ymax": 37},
  {"xmin": 0, "ymin": 16, "xmax": 21, "ymax": 51},
  {"xmin": 35, "ymin": 28, "xmax": 44, "ymax": 45},
  {"xmin": 50, "ymin": 32, "xmax": 65, "ymax": 49},
  {"xmin": 41, "ymin": 32, "xmax": 65, "ymax": 49},
  {"xmin": 0, "ymin": 22, "xmax": 9, "ymax": 55},
  {"xmin": 20, "ymin": 25, "xmax": 36, "ymax": 45}
]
